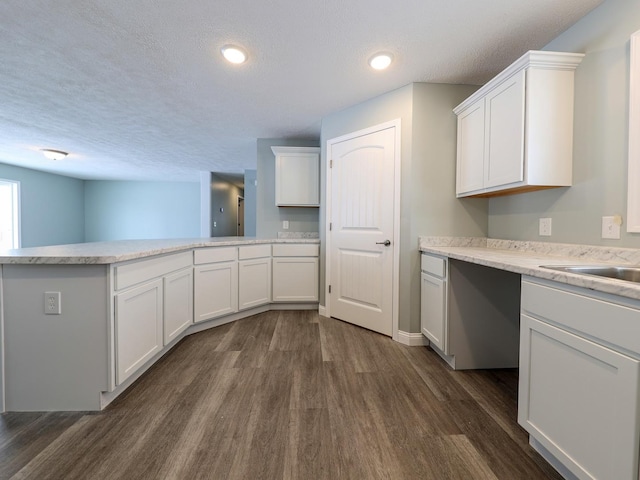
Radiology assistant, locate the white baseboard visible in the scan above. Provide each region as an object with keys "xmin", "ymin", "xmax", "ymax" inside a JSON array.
[
  {"xmin": 397, "ymin": 330, "xmax": 428, "ymax": 346},
  {"xmin": 318, "ymin": 305, "xmax": 327, "ymax": 317}
]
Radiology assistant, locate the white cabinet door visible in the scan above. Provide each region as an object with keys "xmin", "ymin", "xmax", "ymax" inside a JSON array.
[
  {"xmin": 272, "ymin": 257, "xmax": 319, "ymax": 302},
  {"xmin": 238, "ymin": 258, "xmax": 271, "ymax": 310},
  {"xmin": 194, "ymin": 261, "xmax": 238, "ymax": 322},
  {"xmin": 454, "ymin": 51, "xmax": 582, "ymax": 198},
  {"xmin": 115, "ymin": 279, "xmax": 163, "ymax": 385},
  {"xmin": 484, "ymin": 70, "xmax": 525, "ymax": 189},
  {"xmin": 456, "ymin": 100, "xmax": 486, "ymax": 195},
  {"xmin": 420, "ymin": 272, "xmax": 446, "ymax": 351},
  {"xmin": 272, "ymin": 146, "xmax": 320, "ymax": 207},
  {"xmin": 519, "ymin": 314, "xmax": 640, "ymax": 480},
  {"xmin": 163, "ymin": 267, "xmax": 193, "ymax": 345}
]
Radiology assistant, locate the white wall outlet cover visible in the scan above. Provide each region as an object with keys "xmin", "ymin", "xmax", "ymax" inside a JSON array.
[
  {"xmin": 44, "ymin": 291, "xmax": 61, "ymax": 315},
  {"xmin": 539, "ymin": 218, "xmax": 552, "ymax": 236},
  {"xmin": 283, "ymin": 220, "xmax": 289, "ymax": 230},
  {"xmin": 602, "ymin": 216, "xmax": 621, "ymax": 239}
]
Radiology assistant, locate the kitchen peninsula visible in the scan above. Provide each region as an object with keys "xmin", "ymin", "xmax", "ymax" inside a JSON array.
[{"xmin": 0, "ymin": 237, "xmax": 319, "ymax": 412}]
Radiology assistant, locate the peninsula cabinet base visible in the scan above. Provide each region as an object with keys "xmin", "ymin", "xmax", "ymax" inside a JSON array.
[{"xmin": 5, "ymin": 300, "xmax": 317, "ymax": 412}]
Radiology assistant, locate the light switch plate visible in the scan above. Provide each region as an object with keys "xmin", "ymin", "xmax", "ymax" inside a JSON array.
[{"xmin": 283, "ymin": 220, "xmax": 289, "ymax": 230}]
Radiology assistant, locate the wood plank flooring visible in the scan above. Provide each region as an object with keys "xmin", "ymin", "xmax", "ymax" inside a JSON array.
[{"xmin": 0, "ymin": 311, "xmax": 562, "ymax": 479}]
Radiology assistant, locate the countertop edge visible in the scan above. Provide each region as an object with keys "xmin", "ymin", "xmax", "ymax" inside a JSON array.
[
  {"xmin": 0, "ymin": 238, "xmax": 320, "ymax": 265},
  {"xmin": 420, "ymin": 243, "xmax": 640, "ymax": 302}
]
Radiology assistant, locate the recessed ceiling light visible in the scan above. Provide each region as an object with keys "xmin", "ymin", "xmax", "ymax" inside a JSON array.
[
  {"xmin": 369, "ymin": 52, "xmax": 394, "ymax": 70},
  {"xmin": 221, "ymin": 45, "xmax": 248, "ymax": 64},
  {"xmin": 41, "ymin": 149, "xmax": 68, "ymax": 161}
]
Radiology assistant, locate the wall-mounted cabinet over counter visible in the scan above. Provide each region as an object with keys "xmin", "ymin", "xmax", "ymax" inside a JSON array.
[
  {"xmin": 454, "ymin": 50, "xmax": 584, "ymax": 198},
  {"xmin": 271, "ymin": 146, "xmax": 320, "ymax": 207}
]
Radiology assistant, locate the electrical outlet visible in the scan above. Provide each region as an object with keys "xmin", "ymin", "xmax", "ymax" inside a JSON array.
[
  {"xmin": 213, "ymin": 221, "xmax": 217, "ymax": 227},
  {"xmin": 602, "ymin": 216, "xmax": 621, "ymax": 239},
  {"xmin": 283, "ymin": 220, "xmax": 289, "ymax": 230},
  {"xmin": 44, "ymin": 292, "xmax": 61, "ymax": 315},
  {"xmin": 539, "ymin": 218, "xmax": 552, "ymax": 236}
]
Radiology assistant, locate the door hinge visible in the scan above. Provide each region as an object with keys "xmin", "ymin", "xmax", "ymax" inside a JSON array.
[
  {"xmin": 329, "ymin": 222, "xmax": 332, "ymax": 231},
  {"xmin": 328, "ymin": 285, "xmax": 332, "ymax": 294},
  {"xmin": 330, "ymin": 159, "xmax": 333, "ymax": 168}
]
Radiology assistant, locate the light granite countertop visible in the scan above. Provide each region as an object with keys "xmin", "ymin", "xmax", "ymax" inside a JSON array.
[
  {"xmin": 0, "ymin": 237, "xmax": 320, "ymax": 265},
  {"xmin": 419, "ymin": 236, "xmax": 640, "ymax": 301}
]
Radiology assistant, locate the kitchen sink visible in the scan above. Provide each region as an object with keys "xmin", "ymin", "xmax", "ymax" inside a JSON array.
[{"xmin": 541, "ymin": 265, "xmax": 640, "ymax": 283}]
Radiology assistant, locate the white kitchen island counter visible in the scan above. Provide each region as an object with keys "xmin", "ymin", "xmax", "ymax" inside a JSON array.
[{"xmin": 0, "ymin": 237, "xmax": 320, "ymax": 412}]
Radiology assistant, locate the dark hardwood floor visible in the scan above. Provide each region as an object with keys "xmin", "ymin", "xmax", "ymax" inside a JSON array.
[{"xmin": 0, "ymin": 311, "xmax": 562, "ymax": 479}]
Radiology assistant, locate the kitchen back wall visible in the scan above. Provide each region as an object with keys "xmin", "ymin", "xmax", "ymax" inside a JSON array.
[{"xmin": 488, "ymin": 0, "xmax": 640, "ymax": 247}]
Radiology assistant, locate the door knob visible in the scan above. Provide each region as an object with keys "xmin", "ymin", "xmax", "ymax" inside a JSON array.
[{"xmin": 376, "ymin": 240, "xmax": 391, "ymax": 246}]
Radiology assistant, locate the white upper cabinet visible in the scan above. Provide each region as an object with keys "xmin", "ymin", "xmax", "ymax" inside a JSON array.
[
  {"xmin": 271, "ymin": 146, "xmax": 320, "ymax": 207},
  {"xmin": 455, "ymin": 51, "xmax": 584, "ymax": 198}
]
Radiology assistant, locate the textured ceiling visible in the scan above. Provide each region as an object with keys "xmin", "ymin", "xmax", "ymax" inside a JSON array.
[{"xmin": 0, "ymin": 0, "xmax": 602, "ymax": 181}]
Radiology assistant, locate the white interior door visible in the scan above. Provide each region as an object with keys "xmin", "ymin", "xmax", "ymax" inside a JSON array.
[{"xmin": 329, "ymin": 125, "xmax": 396, "ymax": 336}]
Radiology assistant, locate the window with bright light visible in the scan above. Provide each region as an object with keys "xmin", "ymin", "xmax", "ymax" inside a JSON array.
[{"xmin": 0, "ymin": 179, "xmax": 20, "ymax": 250}]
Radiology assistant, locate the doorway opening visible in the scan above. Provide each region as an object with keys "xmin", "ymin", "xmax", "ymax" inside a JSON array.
[
  {"xmin": 237, "ymin": 196, "xmax": 245, "ymax": 236},
  {"xmin": 0, "ymin": 179, "xmax": 20, "ymax": 249}
]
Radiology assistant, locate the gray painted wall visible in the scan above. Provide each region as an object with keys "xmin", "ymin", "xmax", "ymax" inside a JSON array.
[
  {"xmin": 84, "ymin": 180, "xmax": 200, "ymax": 241},
  {"xmin": 320, "ymin": 83, "xmax": 487, "ymax": 333},
  {"xmin": 489, "ymin": 0, "xmax": 640, "ymax": 247},
  {"xmin": 0, "ymin": 162, "xmax": 84, "ymax": 247},
  {"xmin": 244, "ymin": 169, "xmax": 257, "ymax": 237},
  {"xmin": 211, "ymin": 173, "xmax": 244, "ymax": 237},
  {"xmin": 256, "ymin": 138, "xmax": 320, "ymax": 238}
]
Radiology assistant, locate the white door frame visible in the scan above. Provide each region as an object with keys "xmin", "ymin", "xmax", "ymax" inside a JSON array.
[{"xmin": 324, "ymin": 119, "xmax": 402, "ymax": 341}]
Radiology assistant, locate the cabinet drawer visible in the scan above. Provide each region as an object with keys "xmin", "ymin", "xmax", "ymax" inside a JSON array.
[
  {"xmin": 115, "ymin": 251, "xmax": 192, "ymax": 291},
  {"xmin": 521, "ymin": 279, "xmax": 640, "ymax": 355},
  {"xmin": 272, "ymin": 244, "xmax": 319, "ymax": 257},
  {"xmin": 421, "ymin": 254, "xmax": 446, "ymax": 278},
  {"xmin": 194, "ymin": 247, "xmax": 237, "ymax": 265},
  {"xmin": 238, "ymin": 244, "xmax": 271, "ymax": 260}
]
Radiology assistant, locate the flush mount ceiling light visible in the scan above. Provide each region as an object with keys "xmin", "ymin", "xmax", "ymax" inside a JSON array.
[
  {"xmin": 221, "ymin": 44, "xmax": 248, "ymax": 64},
  {"xmin": 369, "ymin": 52, "xmax": 394, "ymax": 70},
  {"xmin": 41, "ymin": 149, "xmax": 68, "ymax": 161}
]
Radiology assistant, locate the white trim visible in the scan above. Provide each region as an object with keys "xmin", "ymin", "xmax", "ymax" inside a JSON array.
[
  {"xmin": 318, "ymin": 304, "xmax": 327, "ymax": 317},
  {"xmin": 199, "ymin": 171, "xmax": 212, "ymax": 237},
  {"xmin": 0, "ymin": 265, "xmax": 4, "ymax": 412},
  {"xmin": 324, "ymin": 119, "xmax": 402, "ymax": 341},
  {"xmin": 397, "ymin": 331, "xmax": 428, "ymax": 347},
  {"xmin": 454, "ymin": 50, "xmax": 584, "ymax": 114},
  {"xmin": 628, "ymin": 31, "xmax": 640, "ymax": 232},
  {"xmin": 0, "ymin": 179, "xmax": 21, "ymax": 249},
  {"xmin": 271, "ymin": 146, "xmax": 320, "ymax": 155}
]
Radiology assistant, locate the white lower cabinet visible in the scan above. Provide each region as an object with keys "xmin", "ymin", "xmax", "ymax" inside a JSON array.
[
  {"xmin": 420, "ymin": 254, "xmax": 447, "ymax": 351},
  {"xmin": 519, "ymin": 279, "xmax": 640, "ymax": 480},
  {"xmin": 272, "ymin": 244, "xmax": 319, "ymax": 302},
  {"xmin": 272, "ymin": 257, "xmax": 319, "ymax": 302},
  {"xmin": 194, "ymin": 261, "xmax": 238, "ymax": 322},
  {"xmin": 163, "ymin": 267, "xmax": 193, "ymax": 345},
  {"xmin": 239, "ymin": 258, "xmax": 271, "ymax": 310},
  {"xmin": 115, "ymin": 279, "xmax": 163, "ymax": 385}
]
